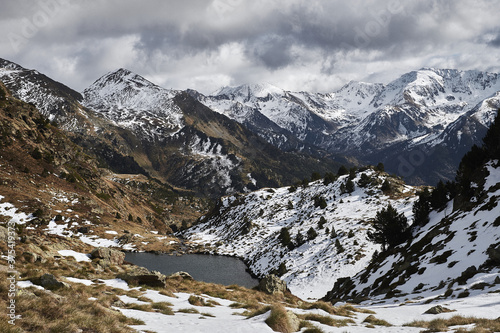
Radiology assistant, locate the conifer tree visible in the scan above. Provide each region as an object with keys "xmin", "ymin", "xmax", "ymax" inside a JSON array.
[{"xmin": 368, "ymin": 204, "xmax": 410, "ymax": 250}]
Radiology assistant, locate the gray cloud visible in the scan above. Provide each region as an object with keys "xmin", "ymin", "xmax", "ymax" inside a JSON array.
[{"xmin": 1, "ymin": 0, "xmax": 499, "ymax": 93}]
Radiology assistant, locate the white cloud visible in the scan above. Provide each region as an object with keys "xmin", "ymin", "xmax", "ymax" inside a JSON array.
[{"xmin": 1, "ymin": 0, "xmax": 499, "ymax": 94}]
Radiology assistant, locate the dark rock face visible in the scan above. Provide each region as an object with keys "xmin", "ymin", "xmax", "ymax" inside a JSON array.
[
  {"xmin": 37, "ymin": 273, "xmax": 68, "ymax": 290},
  {"xmin": 258, "ymin": 274, "xmax": 287, "ymax": 294},
  {"xmin": 90, "ymin": 248, "xmax": 125, "ymax": 267},
  {"xmin": 487, "ymin": 244, "xmax": 500, "ymax": 264}
]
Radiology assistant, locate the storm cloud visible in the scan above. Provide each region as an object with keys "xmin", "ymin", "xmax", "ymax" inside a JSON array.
[{"xmin": 1, "ymin": 0, "xmax": 500, "ymax": 94}]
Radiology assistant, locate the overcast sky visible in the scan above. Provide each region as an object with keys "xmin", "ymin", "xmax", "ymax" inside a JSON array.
[{"xmin": 1, "ymin": 0, "xmax": 500, "ymax": 94}]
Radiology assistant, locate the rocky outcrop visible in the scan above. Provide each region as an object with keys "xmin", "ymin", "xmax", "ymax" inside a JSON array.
[
  {"xmin": 487, "ymin": 243, "xmax": 500, "ymax": 264},
  {"xmin": 118, "ymin": 266, "xmax": 167, "ymax": 287},
  {"xmin": 36, "ymin": 273, "xmax": 69, "ymax": 290},
  {"xmin": 0, "ymin": 226, "xmax": 8, "ymax": 242},
  {"xmin": 90, "ymin": 248, "xmax": 125, "ymax": 267},
  {"xmin": 169, "ymin": 271, "xmax": 193, "ymax": 280},
  {"xmin": 424, "ymin": 305, "xmax": 454, "ymax": 315},
  {"xmin": 258, "ymin": 274, "xmax": 287, "ymax": 294}
]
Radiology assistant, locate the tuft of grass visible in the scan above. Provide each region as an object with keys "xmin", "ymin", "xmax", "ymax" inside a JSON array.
[
  {"xmin": 299, "ymin": 313, "xmax": 355, "ymax": 327},
  {"xmin": 201, "ymin": 312, "xmax": 215, "ymax": 318},
  {"xmin": 405, "ymin": 316, "xmax": 500, "ymax": 332},
  {"xmin": 151, "ymin": 302, "xmax": 174, "ymax": 315},
  {"xmin": 246, "ymin": 305, "xmax": 272, "ymax": 318},
  {"xmin": 265, "ymin": 304, "xmax": 294, "ymax": 333},
  {"xmin": 188, "ymin": 295, "xmax": 220, "ymax": 307},
  {"xmin": 362, "ymin": 314, "xmax": 392, "ymax": 327},
  {"xmin": 303, "ymin": 301, "xmax": 375, "ymax": 317},
  {"xmin": 124, "ymin": 303, "xmax": 154, "ymax": 312},
  {"xmin": 177, "ymin": 308, "xmax": 200, "ymax": 314}
]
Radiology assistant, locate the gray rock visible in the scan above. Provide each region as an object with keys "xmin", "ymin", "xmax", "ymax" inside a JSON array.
[
  {"xmin": 22, "ymin": 252, "xmax": 39, "ymax": 263},
  {"xmin": 38, "ymin": 273, "xmax": 68, "ymax": 290},
  {"xmin": 258, "ymin": 274, "xmax": 287, "ymax": 295},
  {"xmin": 487, "ymin": 244, "xmax": 500, "ymax": 264},
  {"xmin": 286, "ymin": 310, "xmax": 301, "ymax": 332},
  {"xmin": 90, "ymin": 248, "xmax": 125, "ymax": 266},
  {"xmin": 169, "ymin": 271, "xmax": 193, "ymax": 280},
  {"xmin": 119, "ymin": 267, "xmax": 167, "ymax": 287},
  {"xmin": 424, "ymin": 305, "xmax": 455, "ymax": 314},
  {"xmin": 0, "ymin": 226, "xmax": 8, "ymax": 242},
  {"xmin": 117, "ymin": 233, "xmax": 133, "ymax": 244}
]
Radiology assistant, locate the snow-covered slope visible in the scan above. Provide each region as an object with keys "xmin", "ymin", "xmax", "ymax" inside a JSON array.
[
  {"xmin": 82, "ymin": 69, "xmax": 184, "ymax": 141},
  {"xmin": 184, "ymin": 169, "xmax": 417, "ymax": 300},
  {"xmin": 197, "ymin": 68, "xmax": 500, "ymax": 184},
  {"xmin": 0, "ymin": 58, "xmax": 94, "ymax": 133},
  {"xmin": 326, "ymin": 161, "xmax": 500, "ymax": 304}
]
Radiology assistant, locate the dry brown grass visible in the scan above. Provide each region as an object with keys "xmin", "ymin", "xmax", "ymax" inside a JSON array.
[
  {"xmin": 405, "ymin": 315, "xmax": 500, "ymax": 332},
  {"xmin": 265, "ymin": 304, "xmax": 294, "ymax": 333},
  {"xmin": 12, "ymin": 285, "xmax": 139, "ymax": 332},
  {"xmin": 151, "ymin": 302, "xmax": 174, "ymax": 315},
  {"xmin": 301, "ymin": 301, "xmax": 375, "ymax": 317},
  {"xmin": 362, "ymin": 314, "xmax": 392, "ymax": 327},
  {"xmin": 298, "ymin": 313, "xmax": 355, "ymax": 327}
]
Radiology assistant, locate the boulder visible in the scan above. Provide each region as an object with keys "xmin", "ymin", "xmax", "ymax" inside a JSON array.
[
  {"xmin": 37, "ymin": 273, "xmax": 68, "ymax": 290},
  {"xmin": 117, "ymin": 233, "xmax": 133, "ymax": 244},
  {"xmin": 0, "ymin": 226, "xmax": 8, "ymax": 242},
  {"xmin": 169, "ymin": 271, "xmax": 193, "ymax": 280},
  {"xmin": 77, "ymin": 226, "xmax": 90, "ymax": 234},
  {"xmin": 119, "ymin": 267, "xmax": 167, "ymax": 288},
  {"xmin": 487, "ymin": 244, "xmax": 500, "ymax": 264},
  {"xmin": 258, "ymin": 274, "xmax": 287, "ymax": 294},
  {"xmin": 90, "ymin": 247, "xmax": 125, "ymax": 267},
  {"xmin": 286, "ymin": 310, "xmax": 301, "ymax": 332},
  {"xmin": 424, "ymin": 305, "xmax": 454, "ymax": 315},
  {"xmin": 22, "ymin": 252, "xmax": 39, "ymax": 263}
]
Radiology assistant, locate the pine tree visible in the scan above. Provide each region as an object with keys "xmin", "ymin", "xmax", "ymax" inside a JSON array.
[
  {"xmin": 295, "ymin": 232, "xmax": 305, "ymax": 246},
  {"xmin": 311, "ymin": 172, "xmax": 322, "ymax": 181},
  {"xmin": 345, "ymin": 179, "xmax": 355, "ymax": 193},
  {"xmin": 323, "ymin": 172, "xmax": 337, "ymax": 185},
  {"xmin": 279, "ymin": 227, "xmax": 291, "ymax": 246},
  {"xmin": 430, "ymin": 180, "xmax": 448, "ymax": 210},
  {"xmin": 337, "ymin": 165, "xmax": 348, "ymax": 176},
  {"xmin": 412, "ymin": 188, "xmax": 431, "ymax": 227},
  {"xmin": 381, "ymin": 179, "xmax": 391, "ymax": 193},
  {"xmin": 307, "ymin": 227, "xmax": 318, "ymax": 240},
  {"xmin": 368, "ymin": 204, "xmax": 410, "ymax": 250}
]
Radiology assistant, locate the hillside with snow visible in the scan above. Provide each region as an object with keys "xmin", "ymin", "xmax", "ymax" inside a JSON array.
[
  {"xmin": 184, "ymin": 168, "xmax": 418, "ymax": 300},
  {"xmin": 82, "ymin": 69, "xmax": 184, "ymax": 141},
  {"xmin": 197, "ymin": 68, "xmax": 500, "ymax": 184},
  {"xmin": 326, "ymin": 160, "xmax": 500, "ymax": 306}
]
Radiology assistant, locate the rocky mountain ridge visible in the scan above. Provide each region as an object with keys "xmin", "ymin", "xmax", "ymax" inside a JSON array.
[{"xmin": 197, "ymin": 68, "xmax": 500, "ymax": 184}]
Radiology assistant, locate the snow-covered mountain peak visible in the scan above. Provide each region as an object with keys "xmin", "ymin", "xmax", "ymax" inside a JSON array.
[
  {"xmin": 82, "ymin": 69, "xmax": 183, "ymax": 140},
  {"xmin": 214, "ymin": 82, "xmax": 285, "ymax": 100},
  {"xmin": 0, "ymin": 58, "xmax": 25, "ymax": 72}
]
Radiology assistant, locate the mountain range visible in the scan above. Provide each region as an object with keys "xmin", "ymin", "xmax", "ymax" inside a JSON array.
[
  {"xmin": 2, "ymin": 59, "xmax": 499, "ymax": 193},
  {"xmin": 1, "ymin": 58, "xmax": 500, "ymax": 331}
]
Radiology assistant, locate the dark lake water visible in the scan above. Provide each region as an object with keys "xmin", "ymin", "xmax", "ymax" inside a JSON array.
[{"xmin": 125, "ymin": 253, "xmax": 259, "ymax": 288}]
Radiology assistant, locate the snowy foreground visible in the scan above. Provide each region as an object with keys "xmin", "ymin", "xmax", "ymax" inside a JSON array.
[{"xmin": 18, "ymin": 275, "xmax": 500, "ymax": 333}]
